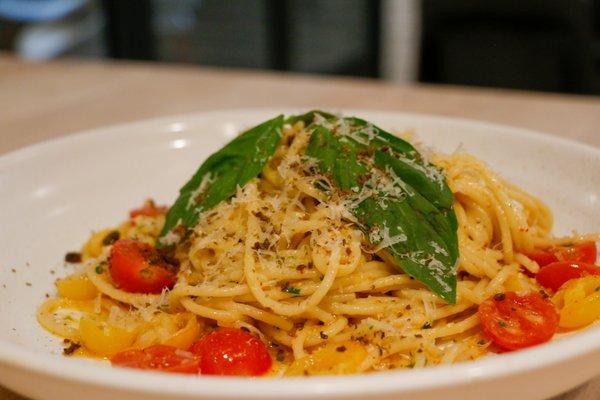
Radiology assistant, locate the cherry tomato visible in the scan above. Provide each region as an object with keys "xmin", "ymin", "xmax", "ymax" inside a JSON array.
[
  {"xmin": 526, "ymin": 249, "xmax": 559, "ymax": 268},
  {"xmin": 478, "ymin": 292, "xmax": 559, "ymax": 351},
  {"xmin": 536, "ymin": 262, "xmax": 600, "ymax": 292},
  {"xmin": 555, "ymin": 242, "xmax": 597, "ymax": 264},
  {"xmin": 527, "ymin": 242, "xmax": 597, "ymax": 267},
  {"xmin": 109, "ymin": 239, "xmax": 177, "ymax": 294},
  {"xmin": 129, "ymin": 200, "xmax": 168, "ymax": 219},
  {"xmin": 111, "ymin": 344, "xmax": 200, "ymax": 374},
  {"xmin": 189, "ymin": 328, "xmax": 272, "ymax": 376}
]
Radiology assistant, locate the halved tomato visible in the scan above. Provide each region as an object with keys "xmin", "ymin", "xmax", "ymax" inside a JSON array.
[
  {"xmin": 527, "ymin": 242, "xmax": 597, "ymax": 267},
  {"xmin": 536, "ymin": 262, "xmax": 600, "ymax": 292},
  {"xmin": 109, "ymin": 239, "xmax": 177, "ymax": 294},
  {"xmin": 111, "ymin": 344, "xmax": 200, "ymax": 374},
  {"xmin": 478, "ymin": 292, "xmax": 559, "ymax": 351},
  {"xmin": 189, "ymin": 328, "xmax": 271, "ymax": 376}
]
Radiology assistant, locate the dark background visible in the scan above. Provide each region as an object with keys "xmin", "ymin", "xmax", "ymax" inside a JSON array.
[{"xmin": 1, "ymin": 0, "xmax": 599, "ymax": 94}]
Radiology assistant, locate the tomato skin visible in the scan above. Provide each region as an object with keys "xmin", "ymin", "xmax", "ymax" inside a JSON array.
[
  {"xmin": 527, "ymin": 242, "xmax": 597, "ymax": 267},
  {"xmin": 536, "ymin": 262, "xmax": 600, "ymax": 292},
  {"xmin": 478, "ymin": 292, "xmax": 559, "ymax": 351},
  {"xmin": 109, "ymin": 239, "xmax": 177, "ymax": 294},
  {"xmin": 526, "ymin": 249, "xmax": 558, "ymax": 268},
  {"xmin": 129, "ymin": 200, "xmax": 168, "ymax": 219},
  {"xmin": 111, "ymin": 345, "xmax": 201, "ymax": 374},
  {"xmin": 189, "ymin": 328, "xmax": 272, "ymax": 376},
  {"xmin": 555, "ymin": 242, "xmax": 597, "ymax": 264}
]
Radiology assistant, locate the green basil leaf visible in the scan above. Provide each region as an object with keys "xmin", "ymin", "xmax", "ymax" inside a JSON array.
[
  {"xmin": 305, "ymin": 117, "xmax": 459, "ymax": 303},
  {"xmin": 285, "ymin": 110, "xmax": 338, "ymax": 126},
  {"xmin": 157, "ymin": 115, "xmax": 284, "ymax": 248},
  {"xmin": 305, "ymin": 125, "xmax": 367, "ymax": 191},
  {"xmin": 343, "ymin": 116, "xmax": 416, "ymax": 154}
]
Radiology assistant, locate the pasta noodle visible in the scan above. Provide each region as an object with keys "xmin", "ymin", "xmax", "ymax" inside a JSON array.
[{"xmin": 38, "ymin": 118, "xmax": 600, "ymax": 375}]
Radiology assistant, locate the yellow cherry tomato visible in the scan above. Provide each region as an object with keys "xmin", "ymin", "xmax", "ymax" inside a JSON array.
[
  {"xmin": 285, "ymin": 341, "xmax": 368, "ymax": 376},
  {"xmin": 553, "ymin": 276, "xmax": 600, "ymax": 329},
  {"xmin": 56, "ymin": 275, "xmax": 98, "ymax": 300},
  {"xmin": 79, "ymin": 318, "xmax": 137, "ymax": 357}
]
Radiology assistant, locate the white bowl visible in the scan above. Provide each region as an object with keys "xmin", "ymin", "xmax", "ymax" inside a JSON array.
[{"xmin": 0, "ymin": 109, "xmax": 598, "ymax": 400}]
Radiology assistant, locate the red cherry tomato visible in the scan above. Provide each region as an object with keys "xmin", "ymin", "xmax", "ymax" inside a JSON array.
[
  {"xmin": 109, "ymin": 239, "xmax": 177, "ymax": 294},
  {"xmin": 189, "ymin": 328, "xmax": 272, "ymax": 376},
  {"xmin": 111, "ymin": 345, "xmax": 200, "ymax": 374},
  {"xmin": 129, "ymin": 200, "xmax": 168, "ymax": 219},
  {"xmin": 478, "ymin": 292, "xmax": 559, "ymax": 351},
  {"xmin": 536, "ymin": 261, "xmax": 600, "ymax": 292},
  {"xmin": 526, "ymin": 249, "xmax": 559, "ymax": 268},
  {"xmin": 555, "ymin": 242, "xmax": 597, "ymax": 264},
  {"xmin": 527, "ymin": 242, "xmax": 597, "ymax": 267}
]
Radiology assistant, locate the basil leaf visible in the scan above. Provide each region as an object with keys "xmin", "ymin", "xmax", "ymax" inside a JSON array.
[
  {"xmin": 157, "ymin": 115, "xmax": 284, "ymax": 248},
  {"xmin": 305, "ymin": 117, "xmax": 459, "ymax": 303},
  {"xmin": 348, "ymin": 117, "xmax": 453, "ymax": 209},
  {"xmin": 343, "ymin": 116, "xmax": 416, "ymax": 154},
  {"xmin": 285, "ymin": 110, "xmax": 338, "ymax": 126},
  {"xmin": 374, "ymin": 150, "xmax": 458, "ymax": 261},
  {"xmin": 305, "ymin": 125, "xmax": 367, "ymax": 190}
]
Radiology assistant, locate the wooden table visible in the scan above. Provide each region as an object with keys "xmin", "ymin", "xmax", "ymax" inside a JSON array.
[{"xmin": 0, "ymin": 56, "xmax": 599, "ymax": 400}]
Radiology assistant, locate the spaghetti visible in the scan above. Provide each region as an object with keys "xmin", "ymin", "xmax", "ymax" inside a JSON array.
[{"xmin": 38, "ymin": 114, "xmax": 600, "ymax": 376}]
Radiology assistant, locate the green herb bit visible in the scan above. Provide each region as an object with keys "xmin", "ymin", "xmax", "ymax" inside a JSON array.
[
  {"xmin": 498, "ymin": 320, "xmax": 508, "ymax": 328},
  {"xmin": 283, "ymin": 286, "xmax": 301, "ymax": 296},
  {"xmin": 95, "ymin": 265, "xmax": 104, "ymax": 274}
]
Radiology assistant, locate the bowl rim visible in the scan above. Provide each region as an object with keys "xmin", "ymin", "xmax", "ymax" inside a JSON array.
[{"xmin": 1, "ymin": 108, "xmax": 599, "ymax": 399}]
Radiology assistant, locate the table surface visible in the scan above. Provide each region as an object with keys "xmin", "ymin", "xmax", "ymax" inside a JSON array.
[{"xmin": 0, "ymin": 55, "xmax": 599, "ymax": 400}]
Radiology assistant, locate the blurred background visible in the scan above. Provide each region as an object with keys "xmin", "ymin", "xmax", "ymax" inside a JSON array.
[{"xmin": 1, "ymin": 0, "xmax": 599, "ymax": 94}]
